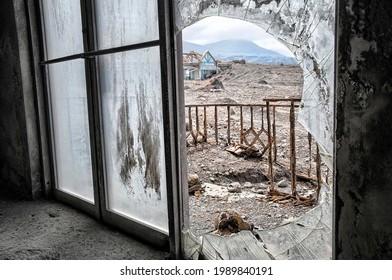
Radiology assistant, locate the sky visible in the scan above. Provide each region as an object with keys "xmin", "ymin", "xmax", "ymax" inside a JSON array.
[{"xmin": 182, "ymin": 16, "xmax": 294, "ymax": 57}]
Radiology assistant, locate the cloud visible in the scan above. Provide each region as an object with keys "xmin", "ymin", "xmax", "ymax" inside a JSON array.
[{"xmin": 182, "ymin": 16, "xmax": 294, "ymax": 57}]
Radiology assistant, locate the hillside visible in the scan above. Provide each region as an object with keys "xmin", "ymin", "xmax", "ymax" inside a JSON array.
[{"xmin": 183, "ymin": 39, "xmax": 297, "ymax": 65}]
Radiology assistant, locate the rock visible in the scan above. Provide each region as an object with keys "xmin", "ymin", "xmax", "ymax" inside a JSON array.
[
  {"xmin": 203, "ymin": 183, "xmax": 229, "ymax": 198},
  {"xmin": 188, "ymin": 173, "xmax": 202, "ymax": 193},
  {"xmin": 228, "ymin": 182, "xmax": 241, "ymax": 193},
  {"xmin": 258, "ymin": 79, "xmax": 268, "ymax": 84},
  {"xmin": 228, "ymin": 186, "xmax": 241, "ymax": 193},
  {"xmin": 243, "ymin": 182, "xmax": 252, "ymax": 188},
  {"xmin": 277, "ymin": 179, "xmax": 289, "ymax": 188},
  {"xmin": 209, "ymin": 177, "xmax": 215, "ymax": 182},
  {"xmin": 229, "ymin": 182, "xmax": 240, "ymax": 188},
  {"xmin": 258, "ymin": 182, "xmax": 269, "ymax": 189},
  {"xmin": 230, "ymin": 108, "xmax": 236, "ymax": 115},
  {"xmin": 251, "ymin": 187, "xmax": 265, "ymax": 194}
]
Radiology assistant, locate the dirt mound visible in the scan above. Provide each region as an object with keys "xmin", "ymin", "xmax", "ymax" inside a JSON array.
[{"xmin": 200, "ymin": 77, "xmax": 224, "ymax": 91}]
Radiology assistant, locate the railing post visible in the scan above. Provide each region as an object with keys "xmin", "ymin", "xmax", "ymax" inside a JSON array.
[
  {"xmin": 240, "ymin": 106, "xmax": 243, "ymax": 144},
  {"xmin": 266, "ymin": 101, "xmax": 275, "ymax": 190},
  {"xmin": 203, "ymin": 106, "xmax": 207, "ymax": 142},
  {"xmin": 273, "ymin": 106, "xmax": 277, "ymax": 162},
  {"xmin": 308, "ymin": 132, "xmax": 312, "ymax": 177},
  {"xmin": 195, "ymin": 106, "xmax": 200, "ymax": 137},
  {"xmin": 250, "ymin": 106, "xmax": 254, "ymax": 129},
  {"xmin": 227, "ymin": 105, "xmax": 231, "ymax": 144},
  {"xmin": 188, "ymin": 106, "xmax": 195, "ymax": 142},
  {"xmin": 290, "ymin": 100, "xmax": 297, "ymax": 195},
  {"xmin": 214, "ymin": 106, "xmax": 218, "ymax": 144}
]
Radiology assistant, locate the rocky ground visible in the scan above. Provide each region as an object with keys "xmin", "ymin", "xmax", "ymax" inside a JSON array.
[{"xmin": 184, "ymin": 63, "xmax": 331, "ymax": 236}]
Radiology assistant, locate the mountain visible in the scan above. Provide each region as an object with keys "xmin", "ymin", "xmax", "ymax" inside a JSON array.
[{"xmin": 183, "ymin": 39, "xmax": 296, "ymax": 65}]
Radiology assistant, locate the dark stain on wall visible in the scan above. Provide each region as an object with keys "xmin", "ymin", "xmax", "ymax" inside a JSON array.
[
  {"xmin": 117, "ymin": 83, "xmax": 138, "ymax": 189},
  {"xmin": 0, "ymin": 0, "xmax": 30, "ymax": 198},
  {"xmin": 136, "ymin": 82, "xmax": 161, "ymax": 198}
]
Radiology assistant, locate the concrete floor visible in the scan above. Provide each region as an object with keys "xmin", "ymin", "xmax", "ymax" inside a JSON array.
[{"xmin": 0, "ymin": 188, "xmax": 167, "ymax": 260}]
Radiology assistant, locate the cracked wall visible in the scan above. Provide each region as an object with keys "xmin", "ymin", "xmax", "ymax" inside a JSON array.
[
  {"xmin": 335, "ymin": 0, "xmax": 392, "ymax": 259},
  {"xmin": 175, "ymin": 0, "xmax": 335, "ymax": 168}
]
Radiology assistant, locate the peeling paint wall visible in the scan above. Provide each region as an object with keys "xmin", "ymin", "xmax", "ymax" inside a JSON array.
[
  {"xmin": 175, "ymin": 0, "xmax": 335, "ymax": 167},
  {"xmin": 335, "ymin": 0, "xmax": 392, "ymax": 259},
  {"xmin": 0, "ymin": 0, "xmax": 42, "ymax": 199}
]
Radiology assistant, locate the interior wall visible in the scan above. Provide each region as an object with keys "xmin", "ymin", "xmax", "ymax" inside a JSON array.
[
  {"xmin": 335, "ymin": 0, "xmax": 392, "ymax": 259},
  {"xmin": 0, "ymin": 0, "xmax": 42, "ymax": 199}
]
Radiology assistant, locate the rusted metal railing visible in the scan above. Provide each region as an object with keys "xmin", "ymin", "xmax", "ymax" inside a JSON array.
[{"xmin": 185, "ymin": 98, "xmax": 327, "ymax": 201}]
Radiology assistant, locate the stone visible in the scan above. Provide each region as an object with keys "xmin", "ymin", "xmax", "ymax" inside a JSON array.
[
  {"xmin": 188, "ymin": 173, "xmax": 202, "ymax": 193},
  {"xmin": 258, "ymin": 182, "xmax": 269, "ymax": 189},
  {"xmin": 251, "ymin": 187, "xmax": 265, "ymax": 195},
  {"xmin": 277, "ymin": 179, "xmax": 289, "ymax": 188},
  {"xmin": 243, "ymin": 182, "xmax": 252, "ymax": 188},
  {"xmin": 227, "ymin": 182, "xmax": 241, "ymax": 193}
]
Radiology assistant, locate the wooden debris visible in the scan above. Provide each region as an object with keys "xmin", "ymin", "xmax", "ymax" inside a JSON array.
[{"xmin": 266, "ymin": 188, "xmax": 317, "ymax": 207}]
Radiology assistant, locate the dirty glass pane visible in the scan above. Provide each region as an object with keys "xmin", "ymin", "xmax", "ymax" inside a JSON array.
[
  {"xmin": 95, "ymin": 0, "xmax": 159, "ymax": 50},
  {"xmin": 257, "ymin": 187, "xmax": 332, "ymax": 260},
  {"xmin": 99, "ymin": 47, "xmax": 168, "ymax": 232},
  {"xmin": 48, "ymin": 60, "xmax": 94, "ymax": 202},
  {"xmin": 41, "ymin": 0, "xmax": 84, "ymax": 60}
]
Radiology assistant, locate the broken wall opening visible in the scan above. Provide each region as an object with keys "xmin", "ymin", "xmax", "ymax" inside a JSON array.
[{"xmin": 176, "ymin": 0, "xmax": 335, "ymax": 260}]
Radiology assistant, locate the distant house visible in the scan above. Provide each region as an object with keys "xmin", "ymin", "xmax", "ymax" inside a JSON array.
[{"xmin": 183, "ymin": 50, "xmax": 218, "ymax": 80}]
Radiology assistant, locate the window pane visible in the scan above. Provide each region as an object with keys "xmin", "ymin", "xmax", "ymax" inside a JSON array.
[
  {"xmin": 95, "ymin": 0, "xmax": 159, "ymax": 49},
  {"xmin": 48, "ymin": 60, "xmax": 94, "ymax": 202},
  {"xmin": 41, "ymin": 0, "xmax": 84, "ymax": 59},
  {"xmin": 99, "ymin": 47, "xmax": 168, "ymax": 232}
]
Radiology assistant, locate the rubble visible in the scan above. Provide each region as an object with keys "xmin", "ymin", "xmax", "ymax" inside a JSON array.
[
  {"xmin": 213, "ymin": 210, "xmax": 252, "ymax": 236},
  {"xmin": 226, "ymin": 144, "xmax": 263, "ymax": 158},
  {"xmin": 188, "ymin": 173, "xmax": 202, "ymax": 193}
]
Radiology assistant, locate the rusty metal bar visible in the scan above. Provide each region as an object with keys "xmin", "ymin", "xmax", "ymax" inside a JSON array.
[
  {"xmin": 188, "ymin": 106, "xmax": 193, "ymax": 141},
  {"xmin": 308, "ymin": 132, "xmax": 312, "ymax": 177},
  {"xmin": 263, "ymin": 97, "xmax": 302, "ymax": 102},
  {"xmin": 227, "ymin": 106, "xmax": 231, "ymax": 144},
  {"xmin": 273, "ymin": 106, "xmax": 277, "ymax": 162},
  {"xmin": 195, "ymin": 106, "xmax": 200, "ymax": 135},
  {"xmin": 185, "ymin": 103, "xmax": 298, "ymax": 108},
  {"xmin": 290, "ymin": 100, "xmax": 297, "ymax": 195},
  {"xmin": 203, "ymin": 106, "xmax": 207, "ymax": 142},
  {"xmin": 214, "ymin": 106, "xmax": 218, "ymax": 144},
  {"xmin": 316, "ymin": 144, "xmax": 322, "ymax": 202},
  {"xmin": 240, "ymin": 106, "xmax": 243, "ymax": 144},
  {"xmin": 266, "ymin": 101, "xmax": 274, "ymax": 190},
  {"xmin": 250, "ymin": 106, "xmax": 254, "ymax": 128}
]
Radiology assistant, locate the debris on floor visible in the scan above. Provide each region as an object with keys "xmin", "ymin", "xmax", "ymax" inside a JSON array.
[
  {"xmin": 257, "ymin": 185, "xmax": 332, "ymax": 260},
  {"xmin": 200, "ymin": 77, "xmax": 224, "ymax": 92},
  {"xmin": 183, "ymin": 186, "xmax": 332, "ymax": 260},
  {"xmin": 213, "ymin": 210, "xmax": 253, "ymax": 236},
  {"xmin": 226, "ymin": 144, "xmax": 263, "ymax": 158},
  {"xmin": 188, "ymin": 173, "xmax": 202, "ymax": 194}
]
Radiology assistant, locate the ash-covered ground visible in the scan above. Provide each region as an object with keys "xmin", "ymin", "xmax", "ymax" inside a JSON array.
[{"xmin": 184, "ymin": 63, "xmax": 331, "ymax": 236}]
